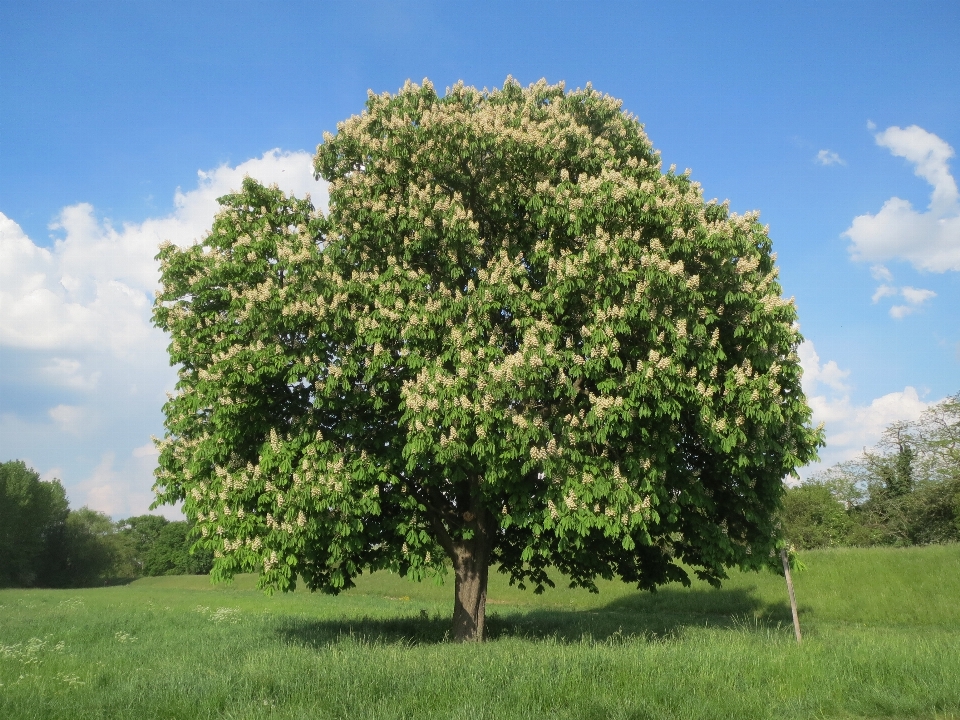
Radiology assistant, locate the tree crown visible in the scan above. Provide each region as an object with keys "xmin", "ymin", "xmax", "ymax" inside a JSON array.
[{"xmin": 153, "ymin": 78, "xmax": 821, "ymax": 599}]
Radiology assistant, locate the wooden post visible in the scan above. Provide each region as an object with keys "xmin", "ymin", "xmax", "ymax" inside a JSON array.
[{"xmin": 781, "ymin": 546, "xmax": 802, "ymax": 644}]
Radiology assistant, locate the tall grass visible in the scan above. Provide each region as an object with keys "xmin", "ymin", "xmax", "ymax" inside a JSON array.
[{"xmin": 1, "ymin": 545, "xmax": 958, "ymax": 719}]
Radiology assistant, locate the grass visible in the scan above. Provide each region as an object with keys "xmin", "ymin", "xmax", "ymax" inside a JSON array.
[{"xmin": 1, "ymin": 544, "xmax": 959, "ymax": 719}]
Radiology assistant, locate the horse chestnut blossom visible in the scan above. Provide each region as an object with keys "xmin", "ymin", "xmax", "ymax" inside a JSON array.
[{"xmin": 153, "ymin": 78, "xmax": 821, "ymax": 642}]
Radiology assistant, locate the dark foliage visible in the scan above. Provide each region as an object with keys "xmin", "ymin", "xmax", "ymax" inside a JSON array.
[
  {"xmin": 2, "ymin": 460, "xmax": 210, "ymax": 587},
  {"xmin": 0, "ymin": 460, "xmax": 69, "ymax": 587},
  {"xmin": 142, "ymin": 521, "xmax": 213, "ymax": 576}
]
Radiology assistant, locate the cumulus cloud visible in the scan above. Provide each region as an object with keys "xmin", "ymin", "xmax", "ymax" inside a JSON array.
[
  {"xmin": 39, "ymin": 358, "xmax": 101, "ymax": 390},
  {"xmin": 48, "ymin": 404, "xmax": 85, "ymax": 435},
  {"xmin": 0, "ymin": 149, "xmax": 324, "ymax": 517},
  {"xmin": 40, "ymin": 466, "xmax": 64, "ymax": 484},
  {"xmin": 900, "ymin": 286, "xmax": 937, "ymax": 305},
  {"xmin": 798, "ymin": 339, "xmax": 931, "ymax": 477},
  {"xmin": 871, "ymin": 285, "xmax": 898, "ymax": 303},
  {"xmin": 74, "ymin": 453, "xmax": 154, "ymax": 518},
  {"xmin": 815, "ymin": 149, "xmax": 845, "ymax": 166},
  {"xmin": 798, "ymin": 341, "xmax": 850, "ymax": 394},
  {"xmin": 866, "ymin": 265, "xmax": 936, "ymax": 318},
  {"xmin": 132, "ymin": 442, "xmax": 159, "ymax": 459},
  {"xmin": 844, "ymin": 125, "xmax": 960, "ymax": 272},
  {"xmin": 889, "ymin": 286, "xmax": 936, "ymax": 319},
  {"xmin": 0, "ymin": 149, "xmax": 322, "ymax": 356},
  {"xmin": 70, "ymin": 437, "xmax": 179, "ymax": 520}
]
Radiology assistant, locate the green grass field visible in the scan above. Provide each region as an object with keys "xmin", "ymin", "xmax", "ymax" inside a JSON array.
[{"xmin": 2, "ymin": 545, "xmax": 958, "ymax": 719}]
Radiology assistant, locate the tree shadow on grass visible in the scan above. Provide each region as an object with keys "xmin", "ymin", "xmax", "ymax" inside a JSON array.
[{"xmin": 274, "ymin": 584, "xmax": 794, "ymax": 649}]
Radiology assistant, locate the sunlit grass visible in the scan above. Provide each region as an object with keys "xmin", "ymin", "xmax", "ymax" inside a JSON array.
[{"xmin": 2, "ymin": 545, "xmax": 958, "ymax": 719}]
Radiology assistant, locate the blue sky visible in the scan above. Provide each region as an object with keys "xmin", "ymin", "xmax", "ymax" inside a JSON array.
[{"xmin": 2, "ymin": 1, "xmax": 958, "ymax": 517}]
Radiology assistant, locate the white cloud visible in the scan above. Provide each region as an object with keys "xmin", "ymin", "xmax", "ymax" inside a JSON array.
[
  {"xmin": 40, "ymin": 466, "xmax": 64, "ymax": 483},
  {"xmin": 871, "ymin": 285, "xmax": 898, "ymax": 303},
  {"xmin": 899, "ymin": 286, "xmax": 936, "ymax": 305},
  {"xmin": 798, "ymin": 340, "xmax": 850, "ymax": 394},
  {"xmin": 40, "ymin": 358, "xmax": 101, "ymax": 391},
  {"xmin": 798, "ymin": 340, "xmax": 932, "ymax": 477},
  {"xmin": 132, "ymin": 442, "xmax": 159, "ymax": 459},
  {"xmin": 844, "ymin": 125, "xmax": 960, "ymax": 272},
  {"xmin": 48, "ymin": 404, "xmax": 85, "ymax": 435},
  {"xmin": 72, "ymin": 448, "xmax": 180, "ymax": 519},
  {"xmin": 888, "ymin": 285, "xmax": 936, "ymax": 319},
  {"xmin": 74, "ymin": 452, "xmax": 155, "ymax": 517},
  {"xmin": 874, "ymin": 281, "xmax": 936, "ymax": 319},
  {"xmin": 876, "ymin": 125, "xmax": 958, "ymax": 211},
  {"xmin": 0, "ymin": 149, "xmax": 323, "ymax": 356},
  {"xmin": 815, "ymin": 149, "xmax": 845, "ymax": 166},
  {"xmin": 0, "ymin": 149, "xmax": 324, "ymax": 518},
  {"xmin": 867, "ymin": 265, "xmax": 937, "ymax": 318}
]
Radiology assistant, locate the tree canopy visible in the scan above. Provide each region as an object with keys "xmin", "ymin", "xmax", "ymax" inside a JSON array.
[
  {"xmin": 153, "ymin": 78, "xmax": 821, "ymax": 640},
  {"xmin": 0, "ymin": 460, "xmax": 68, "ymax": 587}
]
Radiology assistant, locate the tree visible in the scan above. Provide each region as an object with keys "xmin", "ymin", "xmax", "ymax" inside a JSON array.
[
  {"xmin": 154, "ymin": 78, "xmax": 822, "ymax": 640},
  {"xmin": 791, "ymin": 392, "xmax": 960, "ymax": 547},
  {"xmin": 913, "ymin": 392, "xmax": 960, "ymax": 485},
  {"xmin": 60, "ymin": 508, "xmax": 119, "ymax": 586},
  {"xmin": 38, "ymin": 506, "xmax": 120, "ymax": 587},
  {"xmin": 0, "ymin": 460, "xmax": 69, "ymax": 587},
  {"xmin": 114, "ymin": 514, "xmax": 171, "ymax": 576},
  {"xmin": 113, "ymin": 515, "xmax": 213, "ymax": 577},
  {"xmin": 143, "ymin": 521, "xmax": 213, "ymax": 576},
  {"xmin": 864, "ymin": 422, "xmax": 915, "ymax": 499},
  {"xmin": 779, "ymin": 483, "xmax": 851, "ymax": 549}
]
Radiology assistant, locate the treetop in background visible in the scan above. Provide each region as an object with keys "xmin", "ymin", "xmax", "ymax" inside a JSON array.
[
  {"xmin": 783, "ymin": 392, "xmax": 960, "ymax": 549},
  {"xmin": 153, "ymin": 77, "xmax": 822, "ymax": 640},
  {"xmin": 0, "ymin": 460, "xmax": 68, "ymax": 588},
  {"xmin": 0, "ymin": 460, "xmax": 211, "ymax": 587}
]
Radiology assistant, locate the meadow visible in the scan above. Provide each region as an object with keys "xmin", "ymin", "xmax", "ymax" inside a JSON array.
[{"xmin": 1, "ymin": 545, "xmax": 958, "ymax": 720}]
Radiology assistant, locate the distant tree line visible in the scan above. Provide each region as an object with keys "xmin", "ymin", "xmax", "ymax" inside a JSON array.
[
  {"xmin": 0, "ymin": 460, "xmax": 212, "ymax": 588},
  {"xmin": 781, "ymin": 393, "xmax": 960, "ymax": 549}
]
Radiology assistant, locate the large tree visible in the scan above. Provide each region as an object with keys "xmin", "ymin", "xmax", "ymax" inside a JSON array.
[
  {"xmin": 0, "ymin": 460, "xmax": 69, "ymax": 587},
  {"xmin": 154, "ymin": 78, "xmax": 821, "ymax": 640}
]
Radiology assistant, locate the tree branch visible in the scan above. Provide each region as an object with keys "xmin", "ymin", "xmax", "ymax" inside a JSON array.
[{"xmin": 408, "ymin": 484, "xmax": 458, "ymax": 559}]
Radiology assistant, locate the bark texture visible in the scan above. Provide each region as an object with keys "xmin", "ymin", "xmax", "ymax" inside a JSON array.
[
  {"xmin": 451, "ymin": 528, "xmax": 490, "ymax": 641},
  {"xmin": 418, "ymin": 479, "xmax": 492, "ymax": 642}
]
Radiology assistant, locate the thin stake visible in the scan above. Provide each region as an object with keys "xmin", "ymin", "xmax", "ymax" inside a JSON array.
[{"xmin": 781, "ymin": 546, "xmax": 802, "ymax": 644}]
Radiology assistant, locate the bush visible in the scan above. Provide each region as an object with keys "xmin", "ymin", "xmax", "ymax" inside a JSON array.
[
  {"xmin": 780, "ymin": 484, "xmax": 852, "ymax": 549},
  {"xmin": 903, "ymin": 478, "xmax": 960, "ymax": 545}
]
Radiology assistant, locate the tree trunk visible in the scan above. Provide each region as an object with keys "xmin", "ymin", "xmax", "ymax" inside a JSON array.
[
  {"xmin": 450, "ymin": 508, "xmax": 490, "ymax": 642},
  {"xmin": 420, "ymin": 480, "xmax": 492, "ymax": 642},
  {"xmin": 451, "ymin": 543, "xmax": 489, "ymax": 641}
]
